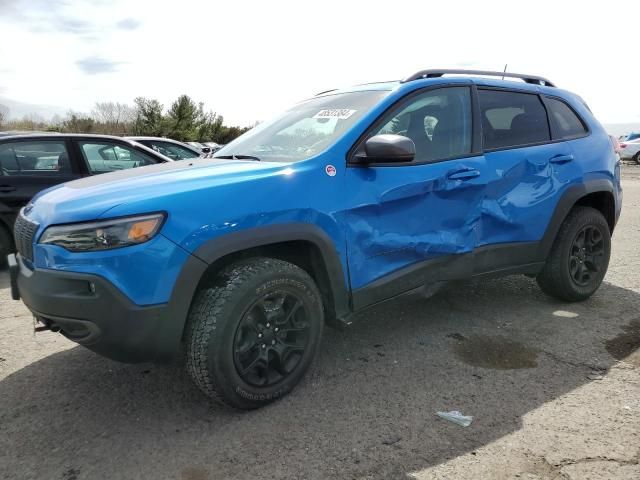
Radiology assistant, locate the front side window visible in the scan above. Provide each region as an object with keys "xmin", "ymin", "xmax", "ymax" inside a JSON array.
[
  {"xmin": 0, "ymin": 141, "xmax": 72, "ymax": 175},
  {"xmin": 373, "ymin": 87, "xmax": 472, "ymax": 162},
  {"xmin": 79, "ymin": 142, "xmax": 157, "ymax": 174},
  {"xmin": 144, "ymin": 141, "xmax": 200, "ymax": 160},
  {"xmin": 479, "ymin": 90, "xmax": 550, "ymax": 150},
  {"xmin": 545, "ymin": 97, "xmax": 588, "ymax": 140},
  {"xmin": 215, "ymin": 90, "xmax": 389, "ymax": 162}
]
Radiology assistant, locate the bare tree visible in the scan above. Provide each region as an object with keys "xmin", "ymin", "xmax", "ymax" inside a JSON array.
[
  {"xmin": 91, "ymin": 101, "xmax": 136, "ymax": 135},
  {"xmin": 0, "ymin": 104, "xmax": 9, "ymax": 129}
]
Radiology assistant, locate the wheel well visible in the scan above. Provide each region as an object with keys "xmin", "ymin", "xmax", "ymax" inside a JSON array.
[
  {"xmin": 197, "ymin": 240, "xmax": 339, "ymax": 322},
  {"xmin": 575, "ymin": 191, "xmax": 616, "ymax": 233}
]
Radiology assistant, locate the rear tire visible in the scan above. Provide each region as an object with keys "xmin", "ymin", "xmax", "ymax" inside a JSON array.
[
  {"xmin": 537, "ymin": 207, "xmax": 611, "ymax": 302},
  {"xmin": 633, "ymin": 152, "xmax": 640, "ymax": 164},
  {"xmin": 185, "ymin": 257, "xmax": 324, "ymax": 409}
]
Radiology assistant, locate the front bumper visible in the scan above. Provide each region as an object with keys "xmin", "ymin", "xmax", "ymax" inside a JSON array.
[{"xmin": 9, "ymin": 253, "xmax": 176, "ymax": 363}]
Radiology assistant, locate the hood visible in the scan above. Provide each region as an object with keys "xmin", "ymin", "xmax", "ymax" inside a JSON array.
[{"xmin": 28, "ymin": 158, "xmax": 288, "ymax": 225}]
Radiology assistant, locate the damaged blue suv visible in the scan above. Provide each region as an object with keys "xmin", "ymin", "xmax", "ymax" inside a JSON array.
[{"xmin": 9, "ymin": 69, "xmax": 622, "ymax": 409}]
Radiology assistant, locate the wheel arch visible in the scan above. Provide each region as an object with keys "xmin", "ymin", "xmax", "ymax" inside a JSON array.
[
  {"xmin": 160, "ymin": 223, "xmax": 351, "ymax": 356},
  {"xmin": 540, "ymin": 179, "xmax": 616, "ymax": 260}
]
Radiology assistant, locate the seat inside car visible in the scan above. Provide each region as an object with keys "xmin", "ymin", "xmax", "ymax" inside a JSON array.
[{"xmin": 57, "ymin": 152, "xmax": 72, "ymax": 173}]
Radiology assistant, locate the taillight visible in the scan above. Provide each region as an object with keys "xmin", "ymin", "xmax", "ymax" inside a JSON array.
[
  {"xmin": 620, "ymin": 143, "xmax": 627, "ymax": 149},
  {"xmin": 610, "ymin": 136, "xmax": 622, "ymax": 154}
]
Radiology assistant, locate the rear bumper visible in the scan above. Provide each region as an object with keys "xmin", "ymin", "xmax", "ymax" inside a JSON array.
[{"xmin": 9, "ymin": 253, "xmax": 178, "ymax": 363}]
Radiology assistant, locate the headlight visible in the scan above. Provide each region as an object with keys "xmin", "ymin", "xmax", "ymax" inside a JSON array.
[{"xmin": 39, "ymin": 213, "xmax": 166, "ymax": 252}]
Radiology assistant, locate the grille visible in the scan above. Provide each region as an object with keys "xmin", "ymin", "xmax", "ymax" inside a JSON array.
[{"xmin": 13, "ymin": 212, "xmax": 39, "ymax": 261}]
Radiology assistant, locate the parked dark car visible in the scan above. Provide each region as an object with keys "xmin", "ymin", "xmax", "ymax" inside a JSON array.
[
  {"xmin": 0, "ymin": 133, "xmax": 171, "ymax": 261},
  {"xmin": 126, "ymin": 137, "xmax": 204, "ymax": 160}
]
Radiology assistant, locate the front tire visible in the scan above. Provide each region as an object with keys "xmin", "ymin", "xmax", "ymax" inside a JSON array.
[
  {"xmin": 185, "ymin": 257, "xmax": 324, "ymax": 409},
  {"xmin": 537, "ymin": 206, "xmax": 611, "ymax": 302}
]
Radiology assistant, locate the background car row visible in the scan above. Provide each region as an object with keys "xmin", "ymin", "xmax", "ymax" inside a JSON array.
[{"xmin": 0, "ymin": 132, "xmax": 209, "ymax": 261}]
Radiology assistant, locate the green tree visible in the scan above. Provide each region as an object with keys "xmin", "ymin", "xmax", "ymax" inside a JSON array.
[
  {"xmin": 196, "ymin": 112, "xmax": 224, "ymax": 142},
  {"xmin": 214, "ymin": 125, "xmax": 251, "ymax": 144},
  {"xmin": 133, "ymin": 97, "xmax": 165, "ymax": 136},
  {"xmin": 166, "ymin": 95, "xmax": 204, "ymax": 141}
]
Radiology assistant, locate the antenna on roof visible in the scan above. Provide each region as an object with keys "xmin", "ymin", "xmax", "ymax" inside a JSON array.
[{"xmin": 502, "ymin": 64, "xmax": 507, "ymax": 81}]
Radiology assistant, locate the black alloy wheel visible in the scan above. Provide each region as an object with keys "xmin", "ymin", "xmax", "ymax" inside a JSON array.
[
  {"xmin": 233, "ymin": 291, "xmax": 310, "ymax": 387},
  {"xmin": 568, "ymin": 225, "xmax": 606, "ymax": 287}
]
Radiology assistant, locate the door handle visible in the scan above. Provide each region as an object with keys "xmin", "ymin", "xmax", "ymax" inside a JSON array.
[
  {"xmin": 447, "ymin": 169, "xmax": 480, "ymax": 180},
  {"xmin": 549, "ymin": 154, "xmax": 574, "ymax": 164},
  {"xmin": 0, "ymin": 185, "xmax": 16, "ymax": 193}
]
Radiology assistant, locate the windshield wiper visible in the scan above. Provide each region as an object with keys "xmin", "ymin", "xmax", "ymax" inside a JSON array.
[{"xmin": 213, "ymin": 154, "xmax": 261, "ymax": 161}]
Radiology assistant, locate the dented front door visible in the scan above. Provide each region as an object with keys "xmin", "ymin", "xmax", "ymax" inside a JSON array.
[
  {"xmin": 341, "ymin": 85, "xmax": 486, "ymax": 295},
  {"xmin": 342, "ymin": 155, "xmax": 487, "ymax": 292}
]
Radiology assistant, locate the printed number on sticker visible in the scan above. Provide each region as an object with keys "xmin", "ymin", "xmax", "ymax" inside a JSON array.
[{"xmin": 313, "ymin": 109, "xmax": 356, "ymax": 120}]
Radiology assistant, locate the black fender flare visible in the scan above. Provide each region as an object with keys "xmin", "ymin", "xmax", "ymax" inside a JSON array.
[
  {"xmin": 157, "ymin": 223, "xmax": 351, "ymax": 359},
  {"xmin": 538, "ymin": 178, "xmax": 615, "ymax": 260}
]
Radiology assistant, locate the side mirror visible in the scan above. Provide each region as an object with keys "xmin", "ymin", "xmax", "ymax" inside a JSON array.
[{"xmin": 356, "ymin": 134, "xmax": 415, "ymax": 164}]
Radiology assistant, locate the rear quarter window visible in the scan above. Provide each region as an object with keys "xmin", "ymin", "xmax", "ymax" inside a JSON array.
[{"xmin": 545, "ymin": 97, "xmax": 588, "ymax": 140}]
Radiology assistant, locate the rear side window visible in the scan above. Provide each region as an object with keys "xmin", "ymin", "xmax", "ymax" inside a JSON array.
[
  {"xmin": 78, "ymin": 142, "xmax": 157, "ymax": 174},
  {"xmin": 0, "ymin": 141, "xmax": 72, "ymax": 175},
  {"xmin": 142, "ymin": 141, "xmax": 199, "ymax": 160},
  {"xmin": 545, "ymin": 97, "xmax": 588, "ymax": 140},
  {"xmin": 479, "ymin": 90, "xmax": 550, "ymax": 150}
]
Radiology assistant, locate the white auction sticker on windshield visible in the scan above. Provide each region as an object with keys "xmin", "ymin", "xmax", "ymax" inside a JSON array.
[{"xmin": 313, "ymin": 109, "xmax": 356, "ymax": 120}]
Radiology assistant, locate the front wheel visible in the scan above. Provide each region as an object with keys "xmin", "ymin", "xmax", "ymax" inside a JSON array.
[
  {"xmin": 537, "ymin": 206, "xmax": 611, "ymax": 302},
  {"xmin": 185, "ymin": 257, "xmax": 324, "ymax": 409}
]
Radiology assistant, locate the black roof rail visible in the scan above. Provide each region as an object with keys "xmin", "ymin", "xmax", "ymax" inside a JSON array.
[
  {"xmin": 315, "ymin": 88, "xmax": 338, "ymax": 96},
  {"xmin": 401, "ymin": 69, "xmax": 556, "ymax": 87}
]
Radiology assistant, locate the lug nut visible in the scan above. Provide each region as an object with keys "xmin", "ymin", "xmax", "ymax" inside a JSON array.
[
  {"xmin": 271, "ymin": 340, "xmax": 276, "ymax": 345},
  {"xmin": 262, "ymin": 344, "xmax": 266, "ymax": 349},
  {"xmin": 266, "ymin": 323, "xmax": 271, "ymax": 328},
  {"xmin": 258, "ymin": 333, "xmax": 263, "ymax": 338},
  {"xmin": 274, "ymin": 327, "xmax": 279, "ymax": 332}
]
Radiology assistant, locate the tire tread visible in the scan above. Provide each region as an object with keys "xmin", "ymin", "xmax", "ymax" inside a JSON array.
[{"xmin": 185, "ymin": 257, "xmax": 320, "ymax": 408}]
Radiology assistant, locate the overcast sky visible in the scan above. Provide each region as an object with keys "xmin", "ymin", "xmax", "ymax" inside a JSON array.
[{"xmin": 0, "ymin": 0, "xmax": 638, "ymax": 126}]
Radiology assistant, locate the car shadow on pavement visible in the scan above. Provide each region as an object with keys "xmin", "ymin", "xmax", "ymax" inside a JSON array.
[{"xmin": 1, "ymin": 273, "xmax": 639, "ymax": 480}]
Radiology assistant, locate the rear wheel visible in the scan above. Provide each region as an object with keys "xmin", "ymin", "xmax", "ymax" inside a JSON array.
[
  {"xmin": 185, "ymin": 257, "xmax": 324, "ymax": 409},
  {"xmin": 537, "ymin": 206, "xmax": 611, "ymax": 302},
  {"xmin": 633, "ymin": 152, "xmax": 640, "ymax": 164}
]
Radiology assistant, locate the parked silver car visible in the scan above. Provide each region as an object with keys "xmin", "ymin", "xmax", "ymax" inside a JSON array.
[{"xmin": 619, "ymin": 138, "xmax": 640, "ymax": 163}]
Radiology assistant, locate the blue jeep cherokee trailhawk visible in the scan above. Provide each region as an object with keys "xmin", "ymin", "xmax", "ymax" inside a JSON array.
[{"xmin": 8, "ymin": 69, "xmax": 622, "ymax": 409}]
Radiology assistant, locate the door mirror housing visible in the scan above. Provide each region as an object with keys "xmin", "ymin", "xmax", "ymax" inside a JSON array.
[{"xmin": 355, "ymin": 134, "xmax": 415, "ymax": 164}]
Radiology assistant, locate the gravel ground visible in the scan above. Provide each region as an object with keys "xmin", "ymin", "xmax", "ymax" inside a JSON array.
[{"xmin": 1, "ymin": 168, "xmax": 640, "ymax": 480}]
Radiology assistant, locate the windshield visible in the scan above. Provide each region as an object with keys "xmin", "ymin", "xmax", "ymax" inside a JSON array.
[{"xmin": 215, "ymin": 90, "xmax": 388, "ymax": 162}]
